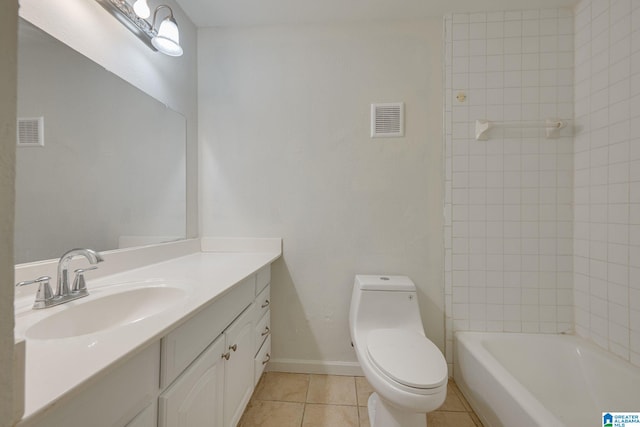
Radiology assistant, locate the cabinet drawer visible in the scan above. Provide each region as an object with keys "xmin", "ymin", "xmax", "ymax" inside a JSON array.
[
  {"xmin": 255, "ymin": 284, "xmax": 270, "ymax": 321},
  {"xmin": 161, "ymin": 277, "xmax": 254, "ymax": 388},
  {"xmin": 254, "ymin": 335, "xmax": 271, "ymax": 386},
  {"xmin": 254, "ymin": 310, "xmax": 271, "ymax": 355},
  {"xmin": 256, "ymin": 264, "xmax": 271, "ymax": 295}
]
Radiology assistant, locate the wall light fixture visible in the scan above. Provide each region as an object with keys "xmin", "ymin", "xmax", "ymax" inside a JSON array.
[
  {"xmin": 96, "ymin": 0, "xmax": 183, "ymax": 57},
  {"xmin": 132, "ymin": 0, "xmax": 151, "ymax": 18}
]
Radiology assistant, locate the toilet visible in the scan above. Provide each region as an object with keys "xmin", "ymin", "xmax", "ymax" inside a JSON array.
[{"xmin": 349, "ymin": 275, "xmax": 447, "ymax": 427}]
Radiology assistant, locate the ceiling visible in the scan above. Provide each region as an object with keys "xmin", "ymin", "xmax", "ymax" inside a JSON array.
[{"xmin": 175, "ymin": 0, "xmax": 579, "ymax": 28}]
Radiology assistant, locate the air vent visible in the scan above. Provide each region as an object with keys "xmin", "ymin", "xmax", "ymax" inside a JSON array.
[
  {"xmin": 371, "ymin": 102, "xmax": 404, "ymax": 138},
  {"xmin": 17, "ymin": 117, "xmax": 44, "ymax": 147}
]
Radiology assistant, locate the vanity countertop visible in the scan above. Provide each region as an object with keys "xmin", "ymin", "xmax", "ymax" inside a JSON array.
[{"xmin": 14, "ymin": 244, "xmax": 281, "ymax": 423}]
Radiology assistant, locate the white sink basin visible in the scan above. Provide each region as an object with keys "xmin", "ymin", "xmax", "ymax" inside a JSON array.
[{"xmin": 26, "ymin": 286, "xmax": 186, "ymax": 339}]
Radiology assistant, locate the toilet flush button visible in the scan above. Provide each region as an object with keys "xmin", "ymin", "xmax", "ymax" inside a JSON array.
[{"xmin": 380, "ymin": 277, "xmax": 390, "ymax": 280}]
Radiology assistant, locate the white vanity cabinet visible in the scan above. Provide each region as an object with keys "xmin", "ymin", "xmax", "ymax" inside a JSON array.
[
  {"xmin": 19, "ymin": 343, "xmax": 161, "ymax": 427},
  {"xmin": 19, "ymin": 259, "xmax": 275, "ymax": 427},
  {"xmin": 159, "ymin": 277, "xmax": 255, "ymax": 389},
  {"xmin": 158, "ymin": 304, "xmax": 256, "ymax": 427},
  {"xmin": 253, "ymin": 265, "xmax": 272, "ymax": 385},
  {"xmin": 158, "ymin": 266, "xmax": 272, "ymax": 427}
]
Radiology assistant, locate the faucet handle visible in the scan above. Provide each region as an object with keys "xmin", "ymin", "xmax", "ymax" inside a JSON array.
[
  {"xmin": 72, "ymin": 266, "xmax": 98, "ymax": 293},
  {"xmin": 16, "ymin": 275, "xmax": 51, "ymax": 289},
  {"xmin": 16, "ymin": 276, "xmax": 53, "ymax": 309},
  {"xmin": 16, "ymin": 278, "xmax": 39, "ymax": 287}
]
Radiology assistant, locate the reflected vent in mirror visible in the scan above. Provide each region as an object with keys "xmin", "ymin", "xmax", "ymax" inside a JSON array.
[
  {"xmin": 17, "ymin": 117, "xmax": 44, "ymax": 147},
  {"xmin": 371, "ymin": 102, "xmax": 404, "ymax": 138}
]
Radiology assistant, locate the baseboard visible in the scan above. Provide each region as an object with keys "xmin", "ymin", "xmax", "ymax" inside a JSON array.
[{"xmin": 267, "ymin": 358, "xmax": 364, "ymax": 376}]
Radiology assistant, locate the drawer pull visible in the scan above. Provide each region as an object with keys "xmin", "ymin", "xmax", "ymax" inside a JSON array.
[
  {"xmin": 229, "ymin": 344, "xmax": 238, "ymax": 352},
  {"xmin": 261, "ymin": 326, "xmax": 270, "ymax": 337},
  {"xmin": 261, "ymin": 299, "xmax": 270, "ymax": 308},
  {"xmin": 262, "ymin": 353, "xmax": 271, "ymax": 365},
  {"xmin": 222, "ymin": 352, "xmax": 231, "ymax": 360}
]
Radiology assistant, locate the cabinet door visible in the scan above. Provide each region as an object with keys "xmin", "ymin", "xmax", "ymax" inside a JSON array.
[
  {"xmin": 125, "ymin": 402, "xmax": 156, "ymax": 427},
  {"xmin": 159, "ymin": 335, "xmax": 225, "ymax": 427},
  {"xmin": 223, "ymin": 307, "xmax": 255, "ymax": 427}
]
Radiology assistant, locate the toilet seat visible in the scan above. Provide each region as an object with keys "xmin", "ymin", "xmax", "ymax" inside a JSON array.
[{"xmin": 366, "ymin": 328, "xmax": 447, "ymax": 390}]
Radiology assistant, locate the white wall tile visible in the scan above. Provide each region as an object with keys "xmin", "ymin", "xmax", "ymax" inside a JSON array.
[
  {"xmin": 446, "ymin": 1, "xmax": 639, "ymax": 367},
  {"xmin": 566, "ymin": 0, "xmax": 640, "ymax": 367},
  {"xmin": 445, "ymin": 8, "xmax": 575, "ymax": 339}
]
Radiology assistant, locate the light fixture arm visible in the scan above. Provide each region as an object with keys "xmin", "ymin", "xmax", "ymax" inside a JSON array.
[{"xmin": 151, "ymin": 5, "xmax": 176, "ymax": 31}]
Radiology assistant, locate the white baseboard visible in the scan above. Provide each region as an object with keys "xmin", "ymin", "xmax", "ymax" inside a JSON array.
[{"xmin": 267, "ymin": 358, "xmax": 364, "ymax": 376}]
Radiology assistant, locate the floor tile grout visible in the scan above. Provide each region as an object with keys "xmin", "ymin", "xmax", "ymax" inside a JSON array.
[
  {"xmin": 353, "ymin": 376, "xmax": 361, "ymax": 426},
  {"xmin": 243, "ymin": 373, "xmax": 483, "ymax": 427},
  {"xmin": 301, "ymin": 374, "xmax": 310, "ymax": 427}
]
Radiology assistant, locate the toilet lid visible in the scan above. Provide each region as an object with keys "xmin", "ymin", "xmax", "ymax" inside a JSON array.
[{"xmin": 367, "ymin": 328, "xmax": 447, "ymax": 389}]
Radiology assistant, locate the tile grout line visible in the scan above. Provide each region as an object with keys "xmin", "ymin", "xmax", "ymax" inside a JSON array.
[
  {"xmin": 253, "ymin": 398, "xmax": 358, "ymax": 407},
  {"xmin": 354, "ymin": 376, "xmax": 361, "ymax": 427},
  {"xmin": 301, "ymin": 373, "xmax": 311, "ymax": 427},
  {"xmin": 243, "ymin": 373, "xmax": 484, "ymax": 427}
]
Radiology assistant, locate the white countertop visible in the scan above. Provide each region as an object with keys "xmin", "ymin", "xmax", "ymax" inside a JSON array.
[{"xmin": 14, "ymin": 246, "xmax": 280, "ymax": 424}]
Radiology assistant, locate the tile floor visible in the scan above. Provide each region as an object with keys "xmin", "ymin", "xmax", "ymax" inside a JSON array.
[{"xmin": 239, "ymin": 372, "xmax": 483, "ymax": 427}]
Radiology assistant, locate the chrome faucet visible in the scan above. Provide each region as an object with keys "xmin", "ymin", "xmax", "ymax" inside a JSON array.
[
  {"xmin": 16, "ymin": 248, "xmax": 104, "ymax": 309},
  {"xmin": 56, "ymin": 248, "xmax": 104, "ymax": 298}
]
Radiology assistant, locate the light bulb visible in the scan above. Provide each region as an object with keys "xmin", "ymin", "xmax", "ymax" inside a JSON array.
[
  {"xmin": 132, "ymin": 0, "xmax": 151, "ymax": 19},
  {"xmin": 151, "ymin": 17, "xmax": 183, "ymax": 56}
]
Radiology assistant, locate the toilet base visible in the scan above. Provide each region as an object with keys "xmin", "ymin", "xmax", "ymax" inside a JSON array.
[{"xmin": 368, "ymin": 392, "xmax": 427, "ymax": 427}]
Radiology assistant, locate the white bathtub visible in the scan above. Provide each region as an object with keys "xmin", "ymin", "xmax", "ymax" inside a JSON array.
[{"xmin": 454, "ymin": 332, "xmax": 640, "ymax": 427}]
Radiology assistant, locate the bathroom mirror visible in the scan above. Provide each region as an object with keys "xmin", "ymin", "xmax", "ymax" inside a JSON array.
[{"xmin": 15, "ymin": 18, "xmax": 186, "ymax": 264}]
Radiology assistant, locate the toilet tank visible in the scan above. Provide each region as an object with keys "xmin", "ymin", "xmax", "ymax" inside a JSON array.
[
  {"xmin": 355, "ymin": 275, "xmax": 416, "ymax": 291},
  {"xmin": 350, "ymin": 275, "xmax": 425, "ymax": 335}
]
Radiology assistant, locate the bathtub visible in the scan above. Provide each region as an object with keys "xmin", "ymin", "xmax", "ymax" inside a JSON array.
[{"xmin": 454, "ymin": 332, "xmax": 640, "ymax": 427}]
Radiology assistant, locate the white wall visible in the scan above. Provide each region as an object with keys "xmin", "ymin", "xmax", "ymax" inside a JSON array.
[
  {"xmin": 18, "ymin": 0, "xmax": 199, "ymax": 237},
  {"xmin": 198, "ymin": 20, "xmax": 444, "ymax": 370},
  {"xmin": 574, "ymin": 0, "xmax": 640, "ymax": 366},
  {"xmin": 444, "ymin": 8, "xmax": 575, "ymax": 370},
  {"xmin": 0, "ymin": 1, "xmax": 17, "ymax": 425}
]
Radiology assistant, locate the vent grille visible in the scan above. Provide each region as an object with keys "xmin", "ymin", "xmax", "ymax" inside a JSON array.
[
  {"xmin": 371, "ymin": 103, "xmax": 404, "ymax": 138},
  {"xmin": 17, "ymin": 117, "xmax": 44, "ymax": 147}
]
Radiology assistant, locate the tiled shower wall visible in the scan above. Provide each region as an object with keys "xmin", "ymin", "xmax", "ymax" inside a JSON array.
[
  {"xmin": 573, "ymin": 0, "xmax": 640, "ymax": 366},
  {"xmin": 443, "ymin": 9, "xmax": 574, "ymax": 368}
]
